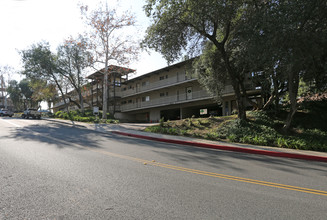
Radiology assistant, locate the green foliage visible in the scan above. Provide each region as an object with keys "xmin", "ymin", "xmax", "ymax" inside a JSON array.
[
  {"xmin": 7, "ymin": 80, "xmax": 23, "ymax": 111},
  {"xmin": 144, "ymin": 126, "xmax": 179, "ymax": 136},
  {"xmin": 53, "ymin": 110, "xmax": 118, "ymax": 124},
  {"xmin": 145, "ymin": 111, "xmax": 327, "ymax": 152},
  {"xmin": 159, "ymin": 117, "xmax": 165, "ymax": 127},
  {"xmin": 193, "ymin": 42, "xmax": 227, "ymax": 104}
]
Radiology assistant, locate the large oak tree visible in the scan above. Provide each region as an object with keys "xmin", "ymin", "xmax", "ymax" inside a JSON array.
[{"xmin": 142, "ymin": 0, "xmax": 256, "ymax": 120}]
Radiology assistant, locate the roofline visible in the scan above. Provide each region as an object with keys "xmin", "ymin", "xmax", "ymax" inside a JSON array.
[
  {"xmin": 87, "ymin": 65, "xmax": 136, "ymax": 79},
  {"xmin": 125, "ymin": 58, "xmax": 196, "ymax": 83}
]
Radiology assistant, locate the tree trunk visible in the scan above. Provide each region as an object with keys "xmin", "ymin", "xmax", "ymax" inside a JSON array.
[
  {"xmin": 102, "ymin": 69, "xmax": 108, "ymax": 120},
  {"xmin": 80, "ymin": 93, "xmax": 84, "ymax": 116},
  {"xmin": 239, "ymin": 77, "xmax": 258, "ymax": 110},
  {"xmin": 235, "ymin": 86, "xmax": 247, "ymax": 120},
  {"xmin": 218, "ymin": 45, "xmax": 247, "ymax": 121},
  {"xmin": 284, "ymin": 71, "xmax": 299, "ymax": 132},
  {"xmin": 113, "ymin": 72, "xmax": 116, "ymax": 116},
  {"xmin": 262, "ymin": 94, "xmax": 275, "ymax": 110}
]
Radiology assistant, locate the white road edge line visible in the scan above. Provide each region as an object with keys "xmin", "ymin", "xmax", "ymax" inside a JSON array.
[{"xmin": 0, "ymin": 118, "xmax": 22, "ymax": 127}]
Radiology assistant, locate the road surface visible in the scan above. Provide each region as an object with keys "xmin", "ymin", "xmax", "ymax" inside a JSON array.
[{"xmin": 0, "ymin": 117, "xmax": 326, "ymax": 219}]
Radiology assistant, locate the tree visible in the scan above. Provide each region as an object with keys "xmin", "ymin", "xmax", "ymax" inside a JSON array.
[
  {"xmin": 81, "ymin": 3, "xmax": 139, "ymax": 119},
  {"xmin": 19, "ymin": 79, "xmax": 36, "ymax": 108},
  {"xmin": 193, "ymin": 42, "xmax": 227, "ymax": 105},
  {"xmin": 30, "ymin": 79, "xmax": 57, "ymax": 111},
  {"xmin": 0, "ymin": 65, "xmax": 15, "ymax": 109},
  {"xmin": 238, "ymin": 0, "xmax": 327, "ymax": 131},
  {"xmin": 57, "ymin": 35, "xmax": 92, "ymax": 115},
  {"xmin": 20, "ymin": 42, "xmax": 70, "ymax": 114},
  {"xmin": 7, "ymin": 80, "xmax": 22, "ymax": 110},
  {"xmin": 142, "ymin": 0, "xmax": 258, "ymax": 120}
]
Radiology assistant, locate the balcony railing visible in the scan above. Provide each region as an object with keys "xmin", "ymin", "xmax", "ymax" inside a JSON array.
[
  {"xmin": 121, "ymin": 89, "xmax": 211, "ymax": 112},
  {"xmin": 120, "ymin": 83, "xmax": 253, "ymax": 112},
  {"xmin": 108, "ymin": 106, "xmax": 121, "ymax": 112},
  {"xmin": 121, "ymin": 74, "xmax": 197, "ymax": 97}
]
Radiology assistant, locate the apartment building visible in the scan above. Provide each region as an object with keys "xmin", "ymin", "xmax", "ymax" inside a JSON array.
[
  {"xmin": 53, "ymin": 65, "xmax": 134, "ymax": 113},
  {"xmin": 53, "ymin": 59, "xmax": 262, "ymax": 122},
  {"xmin": 117, "ymin": 59, "xmax": 261, "ymax": 122}
]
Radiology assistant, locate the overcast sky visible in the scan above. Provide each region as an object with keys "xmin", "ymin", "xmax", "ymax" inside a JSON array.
[{"xmin": 0, "ymin": 0, "xmax": 168, "ymax": 80}]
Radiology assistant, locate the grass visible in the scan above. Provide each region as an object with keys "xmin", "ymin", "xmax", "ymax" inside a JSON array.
[{"xmin": 144, "ymin": 110, "xmax": 327, "ymax": 152}]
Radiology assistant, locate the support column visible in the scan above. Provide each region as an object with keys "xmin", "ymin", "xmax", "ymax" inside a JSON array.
[{"xmin": 223, "ymin": 100, "xmax": 231, "ymax": 116}]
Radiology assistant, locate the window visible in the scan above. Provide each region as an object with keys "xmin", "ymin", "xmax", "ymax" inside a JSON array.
[
  {"xmin": 142, "ymin": 81, "xmax": 149, "ymax": 87},
  {"xmin": 142, "ymin": 96, "xmax": 150, "ymax": 102},
  {"xmin": 159, "ymin": 75, "xmax": 168, "ymax": 80},
  {"xmin": 121, "ymin": 101, "xmax": 127, "ymax": 105},
  {"xmin": 115, "ymin": 81, "xmax": 121, "ymax": 86},
  {"xmin": 160, "ymin": 91, "xmax": 168, "ymax": 97},
  {"xmin": 128, "ymin": 100, "xmax": 132, "ymax": 103}
]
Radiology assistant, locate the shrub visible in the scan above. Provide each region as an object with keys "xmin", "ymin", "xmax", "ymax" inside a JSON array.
[
  {"xmin": 53, "ymin": 109, "xmax": 119, "ymax": 124},
  {"xmin": 227, "ymin": 134, "xmax": 237, "ymax": 142},
  {"xmin": 144, "ymin": 110, "xmax": 327, "ymax": 152},
  {"xmin": 159, "ymin": 117, "xmax": 165, "ymax": 127}
]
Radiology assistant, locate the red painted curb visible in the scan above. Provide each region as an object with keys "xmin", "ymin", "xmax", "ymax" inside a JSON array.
[{"xmin": 112, "ymin": 131, "xmax": 327, "ymax": 163}]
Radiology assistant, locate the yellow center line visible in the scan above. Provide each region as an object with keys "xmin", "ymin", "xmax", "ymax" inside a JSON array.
[
  {"xmin": 32, "ymin": 133, "xmax": 327, "ymax": 197},
  {"xmin": 88, "ymin": 148, "xmax": 327, "ymax": 197}
]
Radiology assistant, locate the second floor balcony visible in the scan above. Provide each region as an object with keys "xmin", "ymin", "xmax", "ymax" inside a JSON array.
[
  {"xmin": 121, "ymin": 89, "xmax": 211, "ymax": 112},
  {"xmin": 121, "ymin": 73, "xmax": 197, "ymax": 98}
]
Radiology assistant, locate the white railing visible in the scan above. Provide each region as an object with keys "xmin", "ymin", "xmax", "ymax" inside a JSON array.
[
  {"xmin": 109, "ymin": 90, "xmax": 122, "ymax": 97},
  {"xmin": 121, "ymin": 89, "xmax": 210, "ymax": 111},
  {"xmin": 121, "ymin": 74, "xmax": 196, "ymax": 97},
  {"xmin": 108, "ymin": 106, "xmax": 121, "ymax": 112}
]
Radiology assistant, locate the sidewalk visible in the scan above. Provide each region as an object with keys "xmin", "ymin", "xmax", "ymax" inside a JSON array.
[{"xmin": 45, "ymin": 118, "xmax": 327, "ymax": 162}]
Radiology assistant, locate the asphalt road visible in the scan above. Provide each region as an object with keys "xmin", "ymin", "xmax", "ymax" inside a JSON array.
[{"xmin": 0, "ymin": 117, "xmax": 326, "ymax": 219}]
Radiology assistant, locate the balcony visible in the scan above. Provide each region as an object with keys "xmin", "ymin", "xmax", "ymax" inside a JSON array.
[
  {"xmin": 121, "ymin": 89, "xmax": 211, "ymax": 112},
  {"xmin": 121, "ymin": 74, "xmax": 197, "ymax": 97},
  {"xmin": 108, "ymin": 106, "xmax": 121, "ymax": 112}
]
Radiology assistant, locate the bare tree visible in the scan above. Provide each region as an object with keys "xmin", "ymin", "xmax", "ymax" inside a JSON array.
[
  {"xmin": 0, "ymin": 65, "xmax": 15, "ymax": 109},
  {"xmin": 57, "ymin": 35, "xmax": 92, "ymax": 115},
  {"xmin": 81, "ymin": 3, "xmax": 139, "ymax": 119}
]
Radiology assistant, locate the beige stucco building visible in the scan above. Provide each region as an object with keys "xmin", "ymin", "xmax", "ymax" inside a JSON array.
[{"xmin": 53, "ymin": 59, "xmax": 262, "ymax": 122}]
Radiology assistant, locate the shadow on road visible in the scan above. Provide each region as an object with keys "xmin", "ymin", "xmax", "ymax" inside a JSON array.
[
  {"xmin": 7, "ymin": 121, "xmax": 106, "ymax": 150},
  {"xmin": 6, "ymin": 118, "xmax": 327, "ymax": 176},
  {"xmin": 110, "ymin": 133, "xmax": 327, "ymax": 177}
]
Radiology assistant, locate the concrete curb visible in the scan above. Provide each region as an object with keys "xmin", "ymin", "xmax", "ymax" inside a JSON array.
[{"xmin": 112, "ymin": 131, "xmax": 327, "ymax": 163}]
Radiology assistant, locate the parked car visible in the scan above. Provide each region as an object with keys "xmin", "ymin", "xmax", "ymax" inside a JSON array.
[
  {"xmin": 21, "ymin": 108, "xmax": 41, "ymax": 119},
  {"xmin": 0, "ymin": 109, "xmax": 14, "ymax": 117}
]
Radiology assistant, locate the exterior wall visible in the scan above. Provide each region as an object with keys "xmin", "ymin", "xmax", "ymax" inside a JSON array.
[
  {"xmin": 114, "ymin": 112, "xmax": 136, "ymax": 122},
  {"xmin": 149, "ymin": 109, "xmax": 160, "ymax": 122},
  {"xmin": 53, "ymin": 60, "xmax": 261, "ymax": 121}
]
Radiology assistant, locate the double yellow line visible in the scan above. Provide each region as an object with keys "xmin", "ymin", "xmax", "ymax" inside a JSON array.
[
  {"xmin": 19, "ymin": 130, "xmax": 327, "ymax": 197},
  {"xmin": 34, "ymin": 131, "xmax": 327, "ymax": 197},
  {"xmin": 90, "ymin": 148, "xmax": 327, "ymax": 197}
]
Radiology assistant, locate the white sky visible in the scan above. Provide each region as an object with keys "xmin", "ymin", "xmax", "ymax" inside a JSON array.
[{"xmin": 0, "ymin": 0, "xmax": 169, "ymax": 81}]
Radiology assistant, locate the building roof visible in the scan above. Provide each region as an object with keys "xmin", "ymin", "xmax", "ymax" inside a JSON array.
[
  {"xmin": 124, "ymin": 58, "xmax": 195, "ymax": 83},
  {"xmin": 87, "ymin": 65, "xmax": 135, "ymax": 80}
]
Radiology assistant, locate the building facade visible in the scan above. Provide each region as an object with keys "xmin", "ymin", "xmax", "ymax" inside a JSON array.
[{"xmin": 53, "ymin": 59, "xmax": 262, "ymax": 122}]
